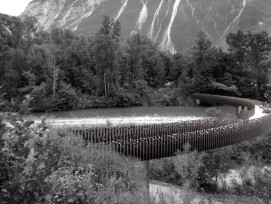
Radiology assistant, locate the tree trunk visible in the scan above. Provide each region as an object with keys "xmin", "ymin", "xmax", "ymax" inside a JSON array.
[
  {"xmin": 53, "ymin": 63, "xmax": 58, "ymax": 101},
  {"xmin": 104, "ymin": 71, "xmax": 107, "ymax": 97},
  {"xmin": 256, "ymin": 65, "xmax": 260, "ymax": 99},
  {"xmin": 115, "ymin": 72, "xmax": 118, "ymax": 95},
  {"xmin": 108, "ymin": 80, "xmax": 110, "ymax": 97}
]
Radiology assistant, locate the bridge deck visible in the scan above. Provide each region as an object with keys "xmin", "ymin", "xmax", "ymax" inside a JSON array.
[{"xmin": 73, "ymin": 94, "xmax": 271, "ymax": 160}]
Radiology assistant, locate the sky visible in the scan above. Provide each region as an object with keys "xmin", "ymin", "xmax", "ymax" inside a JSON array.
[{"xmin": 0, "ymin": 0, "xmax": 32, "ymax": 16}]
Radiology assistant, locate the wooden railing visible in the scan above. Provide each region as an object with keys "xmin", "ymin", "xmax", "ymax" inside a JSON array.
[{"xmin": 191, "ymin": 93, "xmax": 256, "ymax": 118}]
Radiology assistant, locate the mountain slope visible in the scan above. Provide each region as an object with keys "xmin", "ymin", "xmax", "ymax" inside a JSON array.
[{"xmin": 21, "ymin": 0, "xmax": 271, "ymax": 53}]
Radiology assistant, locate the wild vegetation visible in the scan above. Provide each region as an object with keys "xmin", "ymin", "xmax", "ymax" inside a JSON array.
[
  {"xmin": 1, "ymin": 108, "xmax": 271, "ymax": 203},
  {"xmin": 1, "ymin": 13, "xmax": 271, "ymax": 203},
  {"xmin": 150, "ymin": 133, "xmax": 271, "ymax": 203},
  {"xmin": 0, "ymin": 111, "xmax": 150, "ymax": 203},
  {"xmin": 1, "ymin": 14, "xmax": 271, "ymax": 112}
]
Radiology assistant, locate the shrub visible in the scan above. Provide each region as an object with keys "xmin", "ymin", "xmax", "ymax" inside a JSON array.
[
  {"xmin": 0, "ymin": 113, "xmax": 62, "ymax": 203},
  {"xmin": 45, "ymin": 166, "xmax": 96, "ymax": 203},
  {"xmin": 0, "ymin": 112, "xmax": 148, "ymax": 203}
]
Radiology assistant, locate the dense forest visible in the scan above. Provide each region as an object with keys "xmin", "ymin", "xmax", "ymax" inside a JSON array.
[{"xmin": 1, "ymin": 13, "xmax": 271, "ymax": 112}]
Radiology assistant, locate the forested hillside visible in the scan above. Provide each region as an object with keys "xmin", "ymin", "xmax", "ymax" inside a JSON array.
[{"xmin": 1, "ymin": 13, "xmax": 271, "ymax": 112}]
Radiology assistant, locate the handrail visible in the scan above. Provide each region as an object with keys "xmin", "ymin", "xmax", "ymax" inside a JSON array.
[{"xmin": 191, "ymin": 93, "xmax": 256, "ymax": 118}]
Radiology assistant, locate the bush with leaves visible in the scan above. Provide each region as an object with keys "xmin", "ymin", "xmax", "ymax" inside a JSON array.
[
  {"xmin": 0, "ymin": 92, "xmax": 147, "ymax": 203},
  {"xmin": 0, "ymin": 110, "xmax": 149, "ymax": 203},
  {"xmin": 173, "ymin": 146, "xmax": 206, "ymax": 190},
  {"xmin": 0, "ymin": 112, "xmax": 62, "ymax": 203},
  {"xmin": 47, "ymin": 132, "xmax": 149, "ymax": 204},
  {"xmin": 45, "ymin": 166, "xmax": 96, "ymax": 203}
]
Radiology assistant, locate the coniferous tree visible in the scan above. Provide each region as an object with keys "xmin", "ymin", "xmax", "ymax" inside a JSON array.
[
  {"xmin": 93, "ymin": 15, "xmax": 121, "ymax": 97},
  {"xmin": 190, "ymin": 32, "xmax": 216, "ymax": 93}
]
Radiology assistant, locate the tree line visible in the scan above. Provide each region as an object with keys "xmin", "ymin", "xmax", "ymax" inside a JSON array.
[{"xmin": 1, "ymin": 14, "xmax": 271, "ymax": 112}]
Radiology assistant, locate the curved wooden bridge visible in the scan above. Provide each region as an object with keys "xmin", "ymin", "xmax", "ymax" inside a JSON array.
[{"xmin": 73, "ymin": 94, "xmax": 271, "ymax": 160}]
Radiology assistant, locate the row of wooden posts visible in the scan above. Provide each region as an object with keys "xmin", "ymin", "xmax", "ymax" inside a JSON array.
[{"xmin": 73, "ymin": 114, "xmax": 271, "ymax": 160}]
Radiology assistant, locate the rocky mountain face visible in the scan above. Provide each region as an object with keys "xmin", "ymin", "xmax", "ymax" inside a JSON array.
[{"xmin": 21, "ymin": 0, "xmax": 271, "ymax": 53}]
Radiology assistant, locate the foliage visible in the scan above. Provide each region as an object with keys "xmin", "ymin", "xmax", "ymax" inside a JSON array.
[
  {"xmin": 0, "ymin": 112, "xmax": 62, "ymax": 203},
  {"xmin": 45, "ymin": 166, "xmax": 95, "ymax": 203},
  {"xmin": 150, "ymin": 133, "xmax": 271, "ymax": 202},
  {"xmin": 264, "ymin": 84, "xmax": 271, "ymax": 103},
  {"xmin": 211, "ymin": 82, "xmax": 239, "ymax": 96},
  {"xmin": 0, "ymin": 110, "xmax": 149, "ymax": 203},
  {"xmin": 226, "ymin": 30, "xmax": 271, "ymax": 99},
  {"xmin": 93, "ymin": 16, "xmax": 121, "ymax": 98},
  {"xmin": 173, "ymin": 146, "xmax": 205, "ymax": 190},
  {"xmin": 1, "ymin": 13, "xmax": 271, "ymax": 111},
  {"xmin": 2, "ymin": 12, "xmax": 271, "ymax": 203}
]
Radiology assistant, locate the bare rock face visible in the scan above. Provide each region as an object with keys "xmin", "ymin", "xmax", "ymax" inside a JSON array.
[{"xmin": 21, "ymin": 0, "xmax": 271, "ymax": 53}]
